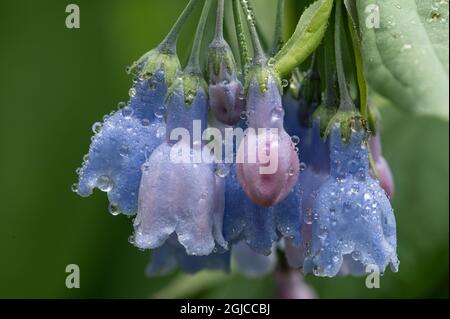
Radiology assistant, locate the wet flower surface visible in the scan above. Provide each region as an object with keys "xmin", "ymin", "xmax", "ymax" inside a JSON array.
[{"xmin": 74, "ymin": 0, "xmax": 403, "ymax": 295}]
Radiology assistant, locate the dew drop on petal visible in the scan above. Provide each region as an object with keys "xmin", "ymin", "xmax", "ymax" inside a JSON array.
[
  {"xmin": 108, "ymin": 203, "xmax": 120, "ymax": 216},
  {"xmin": 91, "ymin": 122, "xmax": 102, "ymax": 134},
  {"xmin": 97, "ymin": 175, "xmax": 113, "ymax": 192},
  {"xmin": 128, "ymin": 87, "xmax": 137, "ymax": 97},
  {"xmin": 291, "ymin": 135, "xmax": 300, "ymax": 145}
]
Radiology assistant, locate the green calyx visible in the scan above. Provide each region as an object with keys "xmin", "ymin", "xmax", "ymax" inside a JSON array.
[
  {"xmin": 324, "ymin": 110, "xmax": 367, "ymax": 144},
  {"xmin": 167, "ymin": 72, "xmax": 208, "ymax": 106},
  {"xmin": 313, "ymin": 102, "xmax": 337, "ymax": 138},
  {"xmin": 244, "ymin": 64, "xmax": 282, "ymax": 94},
  {"xmin": 208, "ymin": 40, "xmax": 237, "ymax": 84},
  {"xmin": 128, "ymin": 48, "xmax": 181, "ymax": 88}
]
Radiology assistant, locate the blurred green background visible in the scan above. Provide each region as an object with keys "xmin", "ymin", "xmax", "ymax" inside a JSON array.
[{"xmin": 0, "ymin": 0, "xmax": 448, "ymax": 298}]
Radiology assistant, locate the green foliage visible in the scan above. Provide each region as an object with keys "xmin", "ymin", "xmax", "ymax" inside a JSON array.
[
  {"xmin": 356, "ymin": 0, "xmax": 449, "ymax": 120},
  {"xmin": 275, "ymin": 0, "xmax": 334, "ymax": 76}
]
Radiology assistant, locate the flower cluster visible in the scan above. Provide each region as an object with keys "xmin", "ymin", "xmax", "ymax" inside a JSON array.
[{"xmin": 75, "ymin": 0, "xmax": 398, "ymax": 282}]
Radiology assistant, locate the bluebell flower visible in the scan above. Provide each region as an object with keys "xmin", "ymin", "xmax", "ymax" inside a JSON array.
[
  {"xmin": 304, "ymin": 126, "xmax": 399, "ymax": 277},
  {"xmin": 133, "ymin": 76, "xmax": 225, "ymax": 255},
  {"xmin": 76, "ymin": 68, "xmax": 171, "ymax": 216}
]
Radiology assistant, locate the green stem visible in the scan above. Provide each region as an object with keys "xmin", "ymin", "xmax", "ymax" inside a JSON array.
[
  {"xmin": 272, "ymin": 0, "xmax": 285, "ymax": 55},
  {"xmin": 334, "ymin": 0, "xmax": 355, "ymax": 112},
  {"xmin": 239, "ymin": 0, "xmax": 266, "ymax": 64},
  {"xmin": 323, "ymin": 21, "xmax": 337, "ymax": 108},
  {"xmin": 232, "ymin": 0, "xmax": 250, "ymax": 73},
  {"xmin": 215, "ymin": 0, "xmax": 225, "ymax": 40},
  {"xmin": 159, "ymin": 0, "xmax": 201, "ymax": 53},
  {"xmin": 186, "ymin": 0, "xmax": 213, "ymax": 74}
]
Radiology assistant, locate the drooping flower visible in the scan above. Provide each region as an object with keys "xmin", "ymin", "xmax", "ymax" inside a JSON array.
[
  {"xmin": 75, "ymin": 0, "xmax": 199, "ymax": 215},
  {"xmin": 236, "ymin": 68, "xmax": 299, "ymax": 207},
  {"xmin": 208, "ymin": 0, "xmax": 245, "ymax": 125},
  {"xmin": 304, "ymin": 126, "xmax": 399, "ymax": 277},
  {"xmin": 232, "ymin": 241, "xmax": 277, "ymax": 277},
  {"xmin": 133, "ymin": 0, "xmax": 223, "ymax": 256}
]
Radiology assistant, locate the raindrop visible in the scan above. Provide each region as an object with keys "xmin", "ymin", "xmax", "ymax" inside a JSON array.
[
  {"xmin": 281, "ymin": 79, "xmax": 289, "ymax": 88},
  {"xmin": 304, "ymin": 209, "xmax": 313, "ymax": 225},
  {"xmin": 154, "ymin": 105, "xmax": 165, "ymax": 119},
  {"xmin": 156, "ymin": 125, "xmax": 166, "ymax": 138},
  {"xmin": 128, "ymin": 87, "xmax": 137, "ymax": 97},
  {"xmin": 122, "ymin": 107, "xmax": 134, "ymax": 118},
  {"xmin": 71, "ymin": 183, "xmax": 78, "ymax": 193},
  {"xmin": 215, "ymin": 163, "xmax": 230, "ymax": 178},
  {"xmin": 108, "ymin": 203, "xmax": 120, "ymax": 216},
  {"xmin": 291, "ymin": 135, "xmax": 300, "ymax": 145},
  {"xmin": 119, "ymin": 145, "xmax": 129, "ymax": 157},
  {"xmin": 351, "ymin": 250, "xmax": 362, "ymax": 261},
  {"xmin": 91, "ymin": 122, "xmax": 102, "ymax": 134},
  {"xmin": 97, "ymin": 175, "xmax": 113, "ymax": 192},
  {"xmin": 288, "ymin": 166, "xmax": 296, "ymax": 176},
  {"xmin": 128, "ymin": 235, "xmax": 135, "ymax": 245}
]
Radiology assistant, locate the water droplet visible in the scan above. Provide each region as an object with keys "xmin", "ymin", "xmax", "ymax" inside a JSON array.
[
  {"xmin": 141, "ymin": 119, "xmax": 150, "ymax": 126},
  {"xmin": 351, "ymin": 250, "xmax": 362, "ymax": 261},
  {"xmin": 288, "ymin": 166, "xmax": 295, "ymax": 176},
  {"xmin": 364, "ymin": 193, "xmax": 372, "ymax": 201},
  {"xmin": 71, "ymin": 183, "xmax": 78, "ymax": 193},
  {"xmin": 215, "ymin": 163, "xmax": 230, "ymax": 178},
  {"xmin": 128, "ymin": 235, "xmax": 135, "ymax": 245},
  {"xmin": 117, "ymin": 102, "xmax": 127, "ymax": 109},
  {"xmin": 281, "ymin": 79, "xmax": 289, "ymax": 88},
  {"xmin": 119, "ymin": 145, "xmax": 129, "ymax": 157},
  {"xmin": 83, "ymin": 154, "xmax": 90, "ymax": 162},
  {"xmin": 271, "ymin": 107, "xmax": 284, "ymax": 121},
  {"xmin": 304, "ymin": 209, "xmax": 313, "ymax": 225},
  {"xmin": 299, "ymin": 162, "xmax": 307, "ymax": 171},
  {"xmin": 97, "ymin": 175, "xmax": 113, "ymax": 192},
  {"xmin": 156, "ymin": 125, "xmax": 166, "ymax": 138},
  {"xmin": 291, "ymin": 135, "xmax": 300, "ymax": 145},
  {"xmin": 267, "ymin": 57, "xmax": 276, "ymax": 67},
  {"xmin": 154, "ymin": 105, "xmax": 165, "ymax": 119},
  {"xmin": 318, "ymin": 226, "xmax": 328, "ymax": 239},
  {"xmin": 401, "ymin": 43, "xmax": 412, "ymax": 51},
  {"xmin": 108, "ymin": 203, "xmax": 120, "ymax": 216},
  {"xmin": 128, "ymin": 87, "xmax": 137, "ymax": 97},
  {"xmin": 240, "ymin": 111, "xmax": 247, "ymax": 120},
  {"xmin": 92, "ymin": 122, "xmax": 102, "ymax": 134},
  {"xmin": 122, "ymin": 107, "xmax": 133, "ymax": 118}
]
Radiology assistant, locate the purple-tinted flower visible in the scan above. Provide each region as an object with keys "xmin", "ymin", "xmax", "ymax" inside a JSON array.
[
  {"xmin": 370, "ymin": 133, "xmax": 395, "ymax": 199},
  {"xmin": 76, "ymin": 68, "xmax": 171, "ymax": 215},
  {"xmin": 304, "ymin": 126, "xmax": 399, "ymax": 277},
  {"xmin": 236, "ymin": 72, "xmax": 299, "ymax": 207}
]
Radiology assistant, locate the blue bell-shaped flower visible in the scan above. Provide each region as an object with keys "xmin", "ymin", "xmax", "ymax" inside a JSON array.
[
  {"xmin": 75, "ymin": 0, "xmax": 199, "ymax": 215},
  {"xmin": 304, "ymin": 126, "xmax": 399, "ymax": 277}
]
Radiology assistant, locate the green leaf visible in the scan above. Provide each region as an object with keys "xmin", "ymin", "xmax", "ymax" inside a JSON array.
[
  {"xmin": 274, "ymin": 0, "xmax": 334, "ymax": 77},
  {"xmin": 356, "ymin": 0, "xmax": 449, "ymax": 120}
]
